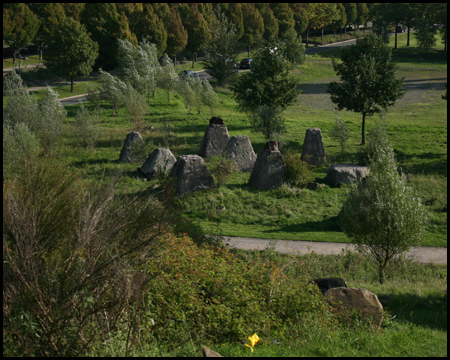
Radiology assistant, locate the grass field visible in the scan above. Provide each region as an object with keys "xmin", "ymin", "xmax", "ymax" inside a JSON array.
[{"xmin": 19, "ymin": 32, "xmax": 446, "ymax": 247}]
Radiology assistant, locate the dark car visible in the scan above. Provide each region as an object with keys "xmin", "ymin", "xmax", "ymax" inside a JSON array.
[
  {"xmin": 20, "ymin": 44, "xmax": 38, "ymax": 55},
  {"xmin": 3, "ymin": 47, "xmax": 16, "ymax": 57},
  {"xmin": 239, "ymin": 58, "xmax": 253, "ymax": 69},
  {"xmin": 225, "ymin": 58, "xmax": 237, "ymax": 68},
  {"xmin": 396, "ymin": 25, "xmax": 404, "ymax": 33},
  {"xmin": 179, "ymin": 70, "xmax": 199, "ymax": 79}
]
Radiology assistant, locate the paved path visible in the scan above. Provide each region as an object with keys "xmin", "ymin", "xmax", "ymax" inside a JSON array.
[{"xmin": 221, "ymin": 236, "xmax": 447, "ymax": 265}]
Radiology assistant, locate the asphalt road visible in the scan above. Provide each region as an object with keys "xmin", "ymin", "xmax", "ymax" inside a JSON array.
[{"xmin": 221, "ymin": 236, "xmax": 447, "ymax": 265}]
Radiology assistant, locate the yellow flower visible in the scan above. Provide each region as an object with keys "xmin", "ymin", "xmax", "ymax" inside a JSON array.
[{"xmin": 244, "ymin": 333, "xmax": 260, "ymax": 352}]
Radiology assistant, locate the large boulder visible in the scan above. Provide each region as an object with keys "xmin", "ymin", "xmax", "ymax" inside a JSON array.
[
  {"xmin": 172, "ymin": 155, "xmax": 216, "ymax": 196},
  {"xmin": 248, "ymin": 141, "xmax": 286, "ymax": 191},
  {"xmin": 325, "ymin": 287, "xmax": 384, "ymax": 325},
  {"xmin": 311, "ymin": 278, "xmax": 347, "ymax": 295},
  {"xmin": 222, "ymin": 135, "xmax": 257, "ymax": 172},
  {"xmin": 198, "ymin": 117, "xmax": 230, "ymax": 159},
  {"xmin": 119, "ymin": 131, "xmax": 143, "ymax": 163},
  {"xmin": 139, "ymin": 148, "xmax": 176, "ymax": 179},
  {"xmin": 301, "ymin": 127, "xmax": 326, "ymax": 165},
  {"xmin": 326, "ymin": 164, "xmax": 370, "ymax": 187}
]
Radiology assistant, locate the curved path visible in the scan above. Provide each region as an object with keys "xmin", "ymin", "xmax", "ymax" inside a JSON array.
[{"xmin": 221, "ymin": 236, "xmax": 447, "ymax": 265}]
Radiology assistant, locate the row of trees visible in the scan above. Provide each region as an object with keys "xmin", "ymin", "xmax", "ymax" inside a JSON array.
[{"xmin": 4, "ymin": 3, "xmax": 447, "ymax": 70}]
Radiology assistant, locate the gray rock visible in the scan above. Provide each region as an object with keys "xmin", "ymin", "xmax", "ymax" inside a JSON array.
[
  {"xmin": 119, "ymin": 131, "xmax": 143, "ymax": 163},
  {"xmin": 198, "ymin": 117, "xmax": 230, "ymax": 159},
  {"xmin": 325, "ymin": 287, "xmax": 384, "ymax": 325},
  {"xmin": 248, "ymin": 141, "xmax": 286, "ymax": 191},
  {"xmin": 172, "ymin": 155, "xmax": 216, "ymax": 196},
  {"xmin": 326, "ymin": 164, "xmax": 370, "ymax": 187},
  {"xmin": 201, "ymin": 345, "xmax": 222, "ymax": 357},
  {"xmin": 301, "ymin": 127, "xmax": 326, "ymax": 165},
  {"xmin": 140, "ymin": 148, "xmax": 176, "ymax": 178},
  {"xmin": 223, "ymin": 135, "xmax": 256, "ymax": 172}
]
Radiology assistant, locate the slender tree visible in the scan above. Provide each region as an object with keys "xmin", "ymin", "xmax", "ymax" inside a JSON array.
[
  {"xmin": 328, "ymin": 34, "xmax": 405, "ymax": 145},
  {"xmin": 241, "ymin": 3, "xmax": 265, "ymax": 57},
  {"xmin": 165, "ymin": 7, "xmax": 188, "ymax": 64}
]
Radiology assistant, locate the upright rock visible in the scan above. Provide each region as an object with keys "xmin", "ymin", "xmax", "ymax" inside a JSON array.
[
  {"xmin": 119, "ymin": 131, "xmax": 143, "ymax": 163},
  {"xmin": 172, "ymin": 155, "xmax": 216, "ymax": 196},
  {"xmin": 248, "ymin": 141, "xmax": 286, "ymax": 191},
  {"xmin": 223, "ymin": 135, "xmax": 257, "ymax": 172},
  {"xmin": 198, "ymin": 117, "xmax": 230, "ymax": 159},
  {"xmin": 326, "ymin": 164, "xmax": 370, "ymax": 187},
  {"xmin": 140, "ymin": 148, "xmax": 176, "ymax": 179},
  {"xmin": 301, "ymin": 127, "xmax": 326, "ymax": 165},
  {"xmin": 325, "ymin": 287, "xmax": 384, "ymax": 325}
]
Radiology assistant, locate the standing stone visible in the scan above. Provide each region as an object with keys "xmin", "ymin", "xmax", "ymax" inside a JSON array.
[
  {"xmin": 326, "ymin": 164, "xmax": 370, "ymax": 187},
  {"xmin": 140, "ymin": 148, "xmax": 176, "ymax": 179},
  {"xmin": 198, "ymin": 117, "xmax": 230, "ymax": 159},
  {"xmin": 172, "ymin": 155, "xmax": 216, "ymax": 196},
  {"xmin": 301, "ymin": 127, "xmax": 326, "ymax": 165},
  {"xmin": 119, "ymin": 131, "xmax": 143, "ymax": 163},
  {"xmin": 325, "ymin": 287, "xmax": 384, "ymax": 325},
  {"xmin": 248, "ymin": 141, "xmax": 286, "ymax": 191},
  {"xmin": 222, "ymin": 135, "xmax": 257, "ymax": 172}
]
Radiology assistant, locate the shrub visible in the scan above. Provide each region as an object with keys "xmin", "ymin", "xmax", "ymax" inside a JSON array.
[
  {"xmin": 74, "ymin": 103, "xmax": 101, "ymax": 148},
  {"xmin": 283, "ymin": 149, "xmax": 314, "ymax": 187},
  {"xmin": 329, "ymin": 108, "xmax": 349, "ymax": 156},
  {"xmin": 208, "ymin": 155, "xmax": 235, "ymax": 188}
]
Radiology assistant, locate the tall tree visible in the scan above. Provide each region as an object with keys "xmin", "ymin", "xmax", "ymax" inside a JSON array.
[
  {"xmin": 355, "ymin": 3, "xmax": 369, "ymax": 35},
  {"xmin": 203, "ymin": 6, "xmax": 239, "ymax": 86},
  {"xmin": 290, "ymin": 3, "xmax": 309, "ymax": 37},
  {"xmin": 3, "ymin": 3, "xmax": 40, "ymax": 64},
  {"xmin": 328, "ymin": 34, "xmax": 405, "ymax": 145},
  {"xmin": 165, "ymin": 7, "xmax": 188, "ymax": 63},
  {"xmin": 29, "ymin": 3, "xmax": 66, "ymax": 60},
  {"xmin": 45, "ymin": 18, "xmax": 99, "ymax": 93},
  {"xmin": 241, "ymin": 3, "xmax": 265, "ymax": 57},
  {"xmin": 178, "ymin": 3, "xmax": 211, "ymax": 68},
  {"xmin": 80, "ymin": 3, "xmax": 131, "ymax": 70},
  {"xmin": 343, "ymin": 3, "xmax": 357, "ymax": 35},
  {"xmin": 269, "ymin": 3, "xmax": 295, "ymax": 39},
  {"xmin": 132, "ymin": 4, "xmax": 167, "ymax": 57},
  {"xmin": 256, "ymin": 3, "xmax": 279, "ymax": 42},
  {"xmin": 222, "ymin": 3, "xmax": 244, "ymax": 41}
]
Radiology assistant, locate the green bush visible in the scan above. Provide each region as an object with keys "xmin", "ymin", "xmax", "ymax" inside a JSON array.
[
  {"xmin": 208, "ymin": 155, "xmax": 236, "ymax": 188},
  {"xmin": 283, "ymin": 149, "xmax": 314, "ymax": 187}
]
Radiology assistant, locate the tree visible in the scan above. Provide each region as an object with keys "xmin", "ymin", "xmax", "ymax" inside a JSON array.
[
  {"xmin": 74, "ymin": 103, "xmax": 101, "ymax": 148},
  {"xmin": 282, "ymin": 28, "xmax": 306, "ymax": 69},
  {"xmin": 340, "ymin": 130, "xmax": 427, "ymax": 284},
  {"xmin": 329, "ymin": 108, "xmax": 349, "ymax": 156},
  {"xmin": 255, "ymin": 3, "xmax": 279, "ymax": 42},
  {"xmin": 289, "ymin": 3, "xmax": 309, "ymax": 37},
  {"xmin": 270, "ymin": 3, "xmax": 295, "ymax": 39},
  {"xmin": 3, "ymin": 3, "xmax": 40, "ymax": 65},
  {"xmin": 98, "ymin": 69, "xmax": 127, "ymax": 112},
  {"xmin": 241, "ymin": 3, "xmax": 265, "ymax": 57},
  {"xmin": 327, "ymin": 34, "xmax": 405, "ymax": 145},
  {"xmin": 124, "ymin": 84, "xmax": 149, "ymax": 130},
  {"xmin": 252, "ymin": 105, "xmax": 287, "ymax": 140},
  {"xmin": 158, "ymin": 54, "xmax": 179, "ymax": 102},
  {"xmin": 132, "ymin": 4, "xmax": 167, "ymax": 57},
  {"xmin": 45, "ymin": 18, "xmax": 98, "ymax": 93},
  {"xmin": 343, "ymin": 3, "xmax": 357, "ymax": 35},
  {"xmin": 232, "ymin": 43, "xmax": 300, "ymax": 138},
  {"xmin": 201, "ymin": 80, "xmax": 219, "ymax": 117},
  {"xmin": 38, "ymin": 86, "xmax": 66, "ymax": 154},
  {"xmin": 203, "ymin": 7, "xmax": 239, "ymax": 86},
  {"xmin": 165, "ymin": 7, "xmax": 188, "ymax": 63}
]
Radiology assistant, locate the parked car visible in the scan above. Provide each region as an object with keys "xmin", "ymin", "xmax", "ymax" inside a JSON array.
[
  {"xmin": 239, "ymin": 58, "xmax": 253, "ymax": 69},
  {"xmin": 3, "ymin": 47, "xmax": 16, "ymax": 57},
  {"xmin": 396, "ymin": 25, "xmax": 404, "ymax": 33},
  {"xmin": 178, "ymin": 70, "xmax": 199, "ymax": 79},
  {"xmin": 20, "ymin": 44, "xmax": 38, "ymax": 55},
  {"xmin": 225, "ymin": 58, "xmax": 237, "ymax": 68}
]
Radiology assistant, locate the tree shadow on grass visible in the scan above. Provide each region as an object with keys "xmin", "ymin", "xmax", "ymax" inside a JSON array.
[
  {"xmin": 381, "ymin": 291, "xmax": 447, "ymax": 331},
  {"xmin": 263, "ymin": 217, "xmax": 342, "ymax": 234}
]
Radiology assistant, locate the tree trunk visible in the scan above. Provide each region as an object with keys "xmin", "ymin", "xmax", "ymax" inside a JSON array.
[
  {"xmin": 71, "ymin": 76, "xmax": 74, "ymax": 93},
  {"xmin": 361, "ymin": 113, "xmax": 366, "ymax": 145},
  {"xmin": 378, "ymin": 264, "xmax": 385, "ymax": 284},
  {"xmin": 407, "ymin": 26, "xmax": 410, "ymax": 46}
]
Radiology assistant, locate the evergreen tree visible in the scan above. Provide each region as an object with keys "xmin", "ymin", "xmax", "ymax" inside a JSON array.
[
  {"xmin": 241, "ymin": 3, "xmax": 265, "ymax": 57},
  {"xmin": 165, "ymin": 7, "xmax": 188, "ymax": 63}
]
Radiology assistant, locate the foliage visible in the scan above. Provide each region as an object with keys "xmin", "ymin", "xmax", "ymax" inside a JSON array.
[
  {"xmin": 124, "ymin": 83, "xmax": 149, "ymax": 130},
  {"xmin": 283, "ymin": 149, "xmax": 314, "ymax": 187},
  {"xmin": 98, "ymin": 68, "xmax": 127, "ymax": 112},
  {"xmin": 282, "ymin": 28, "xmax": 306, "ymax": 69},
  {"xmin": 329, "ymin": 108, "xmax": 350, "ymax": 156},
  {"xmin": 201, "ymin": 80, "xmax": 219, "ymax": 117},
  {"xmin": 328, "ymin": 33, "xmax": 405, "ymax": 145},
  {"xmin": 158, "ymin": 54, "xmax": 179, "ymax": 102},
  {"xmin": 415, "ymin": 25, "xmax": 438, "ymax": 53},
  {"xmin": 44, "ymin": 17, "xmax": 99, "ymax": 92},
  {"xmin": 251, "ymin": 105, "xmax": 287, "ymax": 140},
  {"xmin": 340, "ymin": 140, "xmax": 428, "ymax": 284},
  {"xmin": 232, "ymin": 42, "xmax": 300, "ymax": 117},
  {"xmin": 203, "ymin": 6, "xmax": 239, "ymax": 86},
  {"xmin": 3, "ymin": 158, "xmax": 168, "ymax": 356},
  {"xmin": 38, "ymin": 86, "xmax": 67, "ymax": 153},
  {"xmin": 208, "ymin": 155, "xmax": 236, "ymax": 188},
  {"xmin": 74, "ymin": 103, "xmax": 101, "ymax": 148}
]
